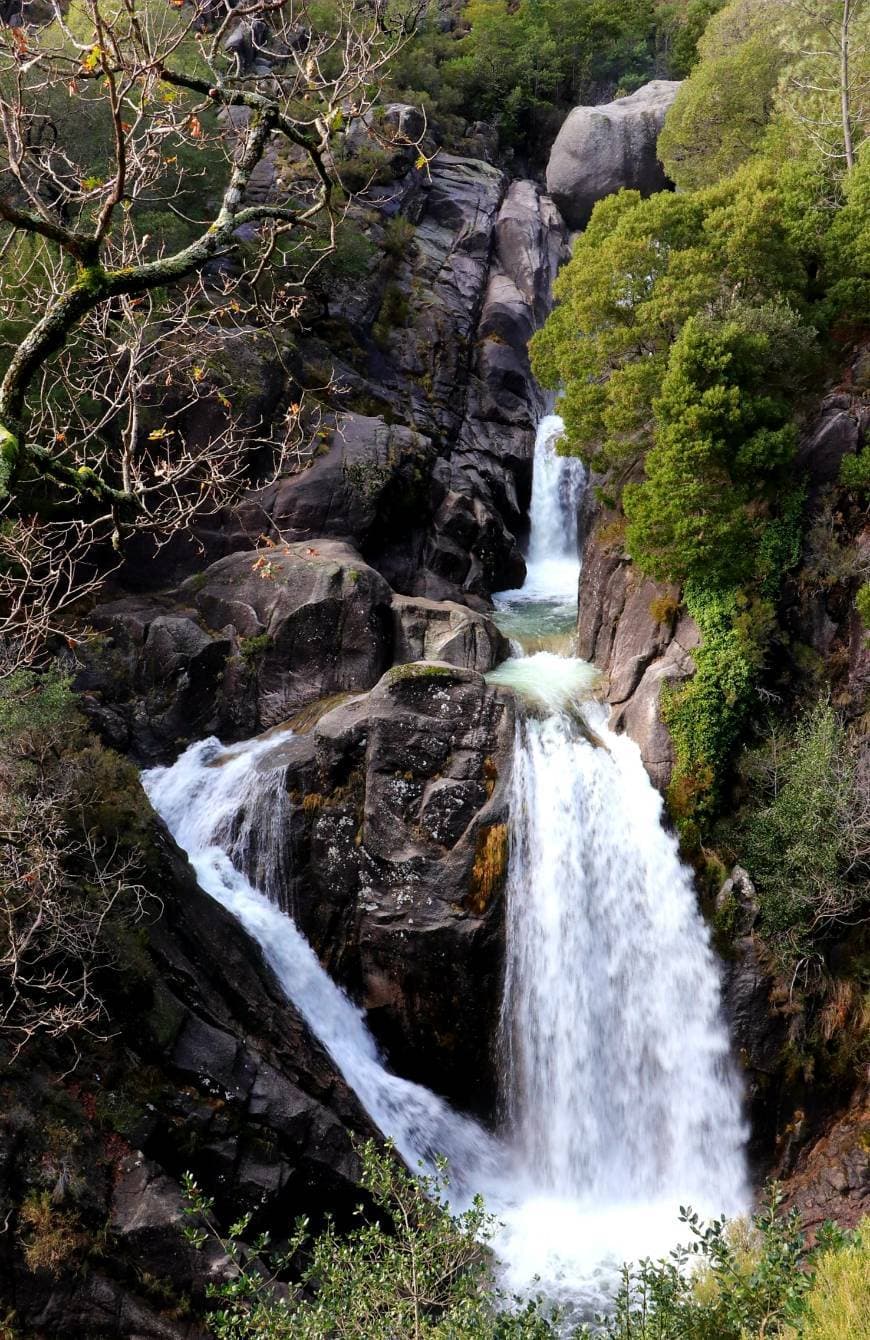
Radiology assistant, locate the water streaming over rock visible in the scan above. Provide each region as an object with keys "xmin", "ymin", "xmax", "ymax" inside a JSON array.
[
  {"xmin": 143, "ymin": 409, "xmax": 747, "ymax": 1324},
  {"xmin": 486, "ymin": 666, "xmax": 747, "ymax": 1312},
  {"xmin": 487, "ymin": 417, "xmax": 747, "ymax": 1312},
  {"xmin": 494, "ymin": 415, "xmax": 586, "ymax": 646},
  {"xmin": 142, "ymin": 735, "xmax": 502, "ymax": 1192}
]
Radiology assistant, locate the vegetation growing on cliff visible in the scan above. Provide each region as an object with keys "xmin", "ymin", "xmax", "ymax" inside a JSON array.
[
  {"xmin": 0, "ymin": 668, "xmax": 158, "ymax": 1055},
  {"xmin": 388, "ymin": 0, "xmax": 725, "ymax": 158},
  {"xmin": 532, "ymin": 0, "xmax": 869, "ymax": 829}
]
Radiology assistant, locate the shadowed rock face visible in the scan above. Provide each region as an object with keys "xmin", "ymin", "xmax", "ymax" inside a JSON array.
[
  {"xmin": 197, "ymin": 164, "xmax": 569, "ymax": 606},
  {"xmin": 238, "ymin": 664, "xmax": 516, "ymax": 1116},
  {"xmin": 0, "ymin": 803, "xmax": 376, "ymax": 1340},
  {"xmin": 546, "ymin": 80, "xmax": 681, "ymax": 229},
  {"xmin": 576, "ymin": 511, "xmax": 698, "ymax": 791}
]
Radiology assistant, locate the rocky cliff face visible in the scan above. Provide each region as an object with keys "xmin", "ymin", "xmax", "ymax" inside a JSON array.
[
  {"xmin": 185, "ymin": 151, "xmax": 570, "ymax": 610},
  {"xmin": 576, "ymin": 510, "xmax": 697, "ymax": 791},
  {"xmin": 236, "ymin": 663, "xmax": 517, "ymax": 1114},
  {"xmin": 1, "ymin": 808, "xmax": 377, "ymax": 1339}
]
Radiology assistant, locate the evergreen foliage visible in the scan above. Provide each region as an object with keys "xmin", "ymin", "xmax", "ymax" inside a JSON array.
[
  {"xmin": 388, "ymin": 1, "xmax": 725, "ymax": 157},
  {"xmin": 658, "ymin": 0, "xmax": 786, "ymax": 188},
  {"xmin": 737, "ymin": 702, "xmax": 870, "ymax": 970},
  {"xmin": 531, "ymin": 0, "xmax": 868, "ymax": 828}
]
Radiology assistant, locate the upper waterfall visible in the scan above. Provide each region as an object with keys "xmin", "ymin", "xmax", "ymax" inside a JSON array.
[{"xmin": 494, "ymin": 414, "xmax": 586, "ymax": 647}]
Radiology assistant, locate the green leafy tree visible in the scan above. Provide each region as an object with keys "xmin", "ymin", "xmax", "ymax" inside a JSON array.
[
  {"xmin": 658, "ymin": 8, "xmax": 786, "ymax": 188},
  {"xmin": 653, "ymin": 1, "xmax": 728, "ymax": 78},
  {"xmin": 623, "ymin": 305, "xmax": 812, "ymax": 588},
  {"xmin": 822, "ymin": 150, "xmax": 870, "ymax": 324},
  {"xmin": 530, "ymin": 160, "xmax": 821, "ymax": 480},
  {"xmin": 778, "ymin": 0, "xmax": 870, "ymax": 174}
]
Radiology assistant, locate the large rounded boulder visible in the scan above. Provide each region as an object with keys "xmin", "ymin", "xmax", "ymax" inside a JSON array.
[{"xmin": 546, "ymin": 80, "xmax": 681, "ymax": 229}]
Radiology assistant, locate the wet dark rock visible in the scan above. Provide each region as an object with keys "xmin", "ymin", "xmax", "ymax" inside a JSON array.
[
  {"xmin": 248, "ymin": 664, "xmax": 516, "ymax": 1115},
  {"xmin": 0, "ymin": 800, "xmax": 376, "ymax": 1337},
  {"xmin": 206, "ymin": 164, "xmax": 568, "ymax": 607},
  {"xmin": 183, "ymin": 540, "xmax": 393, "ymax": 711},
  {"xmin": 254, "ymin": 415, "xmax": 438, "ymax": 567},
  {"xmin": 721, "ymin": 958, "xmax": 787, "ymax": 1172},
  {"xmin": 796, "ymin": 390, "xmax": 869, "ymax": 491}
]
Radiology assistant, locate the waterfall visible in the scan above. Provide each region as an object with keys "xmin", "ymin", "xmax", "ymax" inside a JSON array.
[
  {"xmin": 142, "ymin": 736, "xmax": 502, "ymax": 1193},
  {"xmin": 494, "ymin": 414, "xmax": 585, "ymax": 645},
  {"xmin": 504, "ymin": 705, "xmax": 746, "ymax": 1200},
  {"xmin": 487, "ymin": 415, "xmax": 747, "ymax": 1313},
  {"xmin": 487, "ymin": 668, "xmax": 747, "ymax": 1311},
  {"xmin": 143, "ymin": 407, "xmax": 748, "ymax": 1325},
  {"xmin": 523, "ymin": 413, "xmax": 586, "ymax": 599}
]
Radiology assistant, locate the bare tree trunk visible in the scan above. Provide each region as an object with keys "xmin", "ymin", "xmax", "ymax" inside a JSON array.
[{"xmin": 841, "ymin": 0, "xmax": 856, "ymax": 171}]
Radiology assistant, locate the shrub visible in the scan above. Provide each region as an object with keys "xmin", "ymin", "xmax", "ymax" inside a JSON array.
[
  {"xmin": 857, "ymin": 582, "xmax": 870, "ymax": 628},
  {"xmin": 663, "ymin": 585, "xmax": 757, "ymax": 831},
  {"xmin": 840, "ymin": 448, "xmax": 870, "ymax": 491},
  {"xmin": 738, "ymin": 702, "xmax": 870, "ymax": 970},
  {"xmin": 239, "ymin": 633, "xmax": 272, "ymax": 661},
  {"xmin": 19, "ymin": 1192, "xmax": 89, "ymax": 1278},
  {"xmin": 589, "ymin": 1192, "xmax": 856, "ymax": 1340},
  {"xmin": 784, "ymin": 1218, "xmax": 870, "ymax": 1340},
  {"xmin": 183, "ymin": 1141, "xmax": 557, "ymax": 1338},
  {"xmin": 649, "ymin": 594, "xmax": 680, "ymax": 626},
  {"xmin": 383, "ymin": 215, "xmax": 417, "ymax": 262},
  {"xmin": 0, "ymin": 666, "xmax": 159, "ymax": 1056}
]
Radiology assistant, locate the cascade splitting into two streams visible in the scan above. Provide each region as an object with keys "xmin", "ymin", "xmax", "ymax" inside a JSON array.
[{"xmin": 144, "ymin": 413, "xmax": 748, "ymax": 1321}]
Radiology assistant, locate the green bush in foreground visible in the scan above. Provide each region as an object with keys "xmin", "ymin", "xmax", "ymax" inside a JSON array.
[
  {"xmin": 593, "ymin": 1198, "xmax": 865, "ymax": 1340},
  {"xmin": 183, "ymin": 1145, "xmax": 867, "ymax": 1340},
  {"xmin": 182, "ymin": 1141, "xmax": 556, "ymax": 1338}
]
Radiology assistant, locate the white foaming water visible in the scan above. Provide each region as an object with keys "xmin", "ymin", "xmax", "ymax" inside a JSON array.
[
  {"xmin": 486, "ymin": 409, "xmax": 746, "ymax": 1317},
  {"xmin": 142, "ymin": 736, "xmax": 502, "ymax": 1195},
  {"xmin": 487, "ymin": 651, "xmax": 601, "ymax": 717},
  {"xmin": 493, "ymin": 694, "xmax": 748, "ymax": 1317},
  {"xmin": 495, "ymin": 413, "xmax": 585, "ymax": 612}
]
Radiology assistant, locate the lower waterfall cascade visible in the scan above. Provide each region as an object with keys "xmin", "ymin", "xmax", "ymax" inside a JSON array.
[{"xmin": 143, "ymin": 412, "xmax": 748, "ymax": 1323}]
